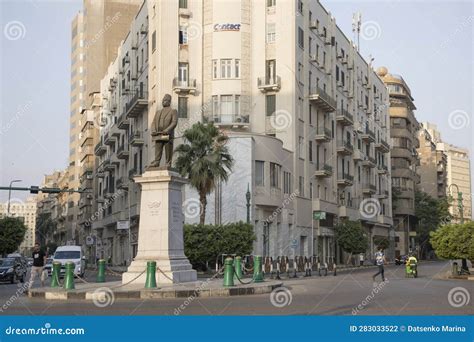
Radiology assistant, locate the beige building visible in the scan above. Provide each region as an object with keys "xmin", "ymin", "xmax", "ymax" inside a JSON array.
[
  {"xmin": 90, "ymin": 0, "xmax": 393, "ymax": 266},
  {"xmin": 417, "ymin": 122, "xmax": 447, "ymax": 199},
  {"xmin": 438, "ymin": 143, "xmax": 472, "ymax": 222},
  {"xmin": 0, "ymin": 197, "xmax": 37, "ymax": 254},
  {"xmin": 378, "ymin": 67, "xmax": 420, "ymax": 257},
  {"xmin": 67, "ymin": 0, "xmax": 142, "ymax": 245}
]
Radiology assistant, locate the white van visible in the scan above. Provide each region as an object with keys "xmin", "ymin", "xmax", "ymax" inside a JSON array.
[{"xmin": 53, "ymin": 246, "xmax": 85, "ymax": 277}]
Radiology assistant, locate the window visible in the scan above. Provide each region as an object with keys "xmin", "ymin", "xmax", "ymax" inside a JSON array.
[
  {"xmin": 266, "ymin": 23, "xmax": 276, "ymax": 43},
  {"xmin": 266, "ymin": 95, "xmax": 276, "ymax": 116},
  {"xmin": 220, "ymin": 59, "xmax": 232, "ymax": 78},
  {"xmin": 235, "ymin": 59, "xmax": 240, "ymax": 78},
  {"xmin": 266, "ymin": 59, "xmax": 276, "ymax": 81},
  {"xmin": 221, "ymin": 95, "xmax": 233, "ymax": 115},
  {"xmin": 152, "ymin": 31, "xmax": 156, "ymax": 51},
  {"xmin": 283, "ymin": 171, "xmax": 291, "ymax": 194},
  {"xmin": 234, "ymin": 95, "xmax": 240, "ymax": 115},
  {"xmin": 310, "ymin": 182, "xmax": 313, "ymax": 199},
  {"xmin": 297, "ymin": 0, "xmax": 303, "ymax": 14},
  {"xmin": 270, "ymin": 163, "xmax": 281, "ymax": 188},
  {"xmin": 299, "ymin": 176, "xmax": 304, "ymax": 197},
  {"xmin": 298, "ymin": 27, "xmax": 304, "ymax": 49},
  {"xmin": 212, "ymin": 95, "xmax": 219, "ymax": 115},
  {"xmin": 309, "ymin": 141, "xmax": 313, "ymax": 162},
  {"xmin": 179, "ymin": 26, "xmax": 188, "ymax": 45},
  {"xmin": 256, "ymin": 161, "xmax": 265, "ymax": 186},
  {"xmin": 179, "ymin": 0, "xmax": 187, "ymax": 8},
  {"xmin": 178, "ymin": 63, "xmax": 188, "ymax": 83},
  {"xmin": 299, "ymin": 136, "xmax": 305, "ymax": 159},
  {"xmin": 212, "ymin": 60, "xmax": 218, "ymax": 79},
  {"xmin": 178, "ymin": 97, "xmax": 188, "ymax": 118},
  {"xmin": 267, "ymin": 0, "xmax": 276, "ymax": 7}
]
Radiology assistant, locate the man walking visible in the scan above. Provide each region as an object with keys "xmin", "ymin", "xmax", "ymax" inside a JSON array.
[
  {"xmin": 372, "ymin": 247, "xmax": 386, "ymax": 282},
  {"xmin": 29, "ymin": 242, "xmax": 46, "ymax": 288}
]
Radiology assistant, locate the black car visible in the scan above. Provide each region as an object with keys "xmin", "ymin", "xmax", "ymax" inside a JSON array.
[{"xmin": 0, "ymin": 258, "xmax": 27, "ymax": 284}]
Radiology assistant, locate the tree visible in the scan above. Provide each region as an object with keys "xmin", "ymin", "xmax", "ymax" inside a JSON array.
[
  {"xmin": 373, "ymin": 237, "xmax": 390, "ymax": 250},
  {"xmin": 415, "ymin": 191, "xmax": 452, "ymax": 258},
  {"xmin": 335, "ymin": 220, "xmax": 369, "ymax": 264},
  {"xmin": 36, "ymin": 213, "xmax": 56, "ymax": 245},
  {"xmin": 430, "ymin": 222, "xmax": 474, "ymax": 271},
  {"xmin": 391, "ymin": 187, "xmax": 401, "ymax": 212},
  {"xmin": 0, "ymin": 217, "xmax": 27, "ymax": 256},
  {"xmin": 184, "ymin": 222, "xmax": 255, "ymax": 271},
  {"xmin": 175, "ymin": 122, "xmax": 234, "ymax": 224}
]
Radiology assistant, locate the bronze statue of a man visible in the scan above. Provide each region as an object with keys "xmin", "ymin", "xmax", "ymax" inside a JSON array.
[{"xmin": 150, "ymin": 94, "xmax": 178, "ymax": 168}]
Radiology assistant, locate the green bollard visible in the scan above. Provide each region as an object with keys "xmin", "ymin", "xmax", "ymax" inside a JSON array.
[
  {"xmin": 97, "ymin": 259, "xmax": 106, "ymax": 283},
  {"xmin": 145, "ymin": 261, "xmax": 157, "ymax": 289},
  {"xmin": 253, "ymin": 255, "xmax": 264, "ymax": 283},
  {"xmin": 63, "ymin": 261, "xmax": 75, "ymax": 290},
  {"xmin": 234, "ymin": 256, "xmax": 242, "ymax": 281},
  {"xmin": 223, "ymin": 257, "xmax": 235, "ymax": 287},
  {"xmin": 50, "ymin": 262, "xmax": 61, "ymax": 288}
]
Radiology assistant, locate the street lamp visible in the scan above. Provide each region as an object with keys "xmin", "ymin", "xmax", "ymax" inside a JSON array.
[{"xmin": 7, "ymin": 179, "xmax": 22, "ymax": 216}]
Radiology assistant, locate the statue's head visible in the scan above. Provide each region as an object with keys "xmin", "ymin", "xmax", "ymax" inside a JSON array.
[{"xmin": 162, "ymin": 94, "xmax": 172, "ymax": 107}]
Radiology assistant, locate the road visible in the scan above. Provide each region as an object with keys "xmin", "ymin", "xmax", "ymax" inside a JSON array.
[{"xmin": 0, "ymin": 261, "xmax": 471, "ymax": 315}]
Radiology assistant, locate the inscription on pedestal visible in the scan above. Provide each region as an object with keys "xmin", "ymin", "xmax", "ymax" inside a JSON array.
[{"xmin": 147, "ymin": 201, "xmax": 161, "ymax": 217}]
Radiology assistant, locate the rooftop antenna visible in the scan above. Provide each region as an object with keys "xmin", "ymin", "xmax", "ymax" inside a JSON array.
[{"xmin": 352, "ymin": 12, "xmax": 361, "ymax": 52}]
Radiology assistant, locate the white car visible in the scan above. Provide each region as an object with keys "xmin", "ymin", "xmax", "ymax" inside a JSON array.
[{"xmin": 53, "ymin": 246, "xmax": 86, "ymax": 277}]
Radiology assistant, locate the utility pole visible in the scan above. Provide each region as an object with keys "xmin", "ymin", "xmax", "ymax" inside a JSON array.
[{"xmin": 245, "ymin": 184, "xmax": 251, "ymax": 224}]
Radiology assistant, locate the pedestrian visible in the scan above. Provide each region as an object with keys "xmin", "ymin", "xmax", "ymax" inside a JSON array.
[
  {"xmin": 29, "ymin": 242, "xmax": 46, "ymax": 288},
  {"xmin": 359, "ymin": 253, "xmax": 364, "ymax": 266},
  {"xmin": 372, "ymin": 247, "xmax": 386, "ymax": 282}
]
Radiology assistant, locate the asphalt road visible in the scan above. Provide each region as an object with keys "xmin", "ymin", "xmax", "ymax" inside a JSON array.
[{"xmin": 0, "ymin": 261, "xmax": 471, "ymax": 316}]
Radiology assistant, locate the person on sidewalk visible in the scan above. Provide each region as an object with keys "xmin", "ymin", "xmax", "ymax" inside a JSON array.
[
  {"xmin": 359, "ymin": 253, "xmax": 364, "ymax": 266},
  {"xmin": 372, "ymin": 247, "xmax": 386, "ymax": 282},
  {"xmin": 29, "ymin": 242, "xmax": 46, "ymax": 288}
]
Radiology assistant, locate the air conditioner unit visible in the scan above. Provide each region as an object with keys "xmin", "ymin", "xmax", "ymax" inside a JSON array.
[
  {"xmin": 140, "ymin": 23, "xmax": 148, "ymax": 34},
  {"xmin": 131, "ymin": 73, "xmax": 138, "ymax": 81},
  {"xmin": 131, "ymin": 39, "xmax": 138, "ymax": 50},
  {"xmin": 124, "ymin": 55, "xmax": 130, "ymax": 63}
]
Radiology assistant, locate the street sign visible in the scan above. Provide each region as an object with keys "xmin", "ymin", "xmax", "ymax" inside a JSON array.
[
  {"xmin": 85, "ymin": 235, "xmax": 95, "ymax": 246},
  {"xmin": 313, "ymin": 211, "xmax": 326, "ymax": 220},
  {"xmin": 117, "ymin": 220, "xmax": 130, "ymax": 230},
  {"xmin": 290, "ymin": 238, "xmax": 298, "ymax": 249}
]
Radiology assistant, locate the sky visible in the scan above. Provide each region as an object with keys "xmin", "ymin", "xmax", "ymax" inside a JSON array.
[{"xmin": 0, "ymin": 0, "xmax": 473, "ymax": 207}]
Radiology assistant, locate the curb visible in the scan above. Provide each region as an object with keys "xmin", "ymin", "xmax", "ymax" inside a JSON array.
[{"xmin": 28, "ymin": 282, "xmax": 283, "ymax": 301}]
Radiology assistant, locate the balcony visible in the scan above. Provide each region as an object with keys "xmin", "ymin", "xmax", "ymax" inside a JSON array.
[
  {"xmin": 173, "ymin": 78, "xmax": 197, "ymax": 95},
  {"xmin": 128, "ymin": 168, "xmax": 137, "ymax": 178},
  {"xmin": 103, "ymin": 159, "xmax": 114, "ymax": 172},
  {"xmin": 126, "ymin": 90, "xmax": 148, "ymax": 118},
  {"xmin": 117, "ymin": 145, "xmax": 129, "ymax": 160},
  {"xmin": 360, "ymin": 127, "xmax": 376, "ymax": 143},
  {"xmin": 116, "ymin": 177, "xmax": 128, "ymax": 190},
  {"xmin": 309, "ymin": 87, "xmax": 336, "ymax": 112},
  {"xmin": 314, "ymin": 164, "xmax": 333, "ymax": 178},
  {"xmin": 130, "ymin": 132, "xmax": 144, "ymax": 146},
  {"xmin": 375, "ymin": 190, "xmax": 389, "ymax": 199},
  {"xmin": 335, "ymin": 109, "xmax": 354, "ymax": 126},
  {"xmin": 337, "ymin": 173, "xmax": 354, "ymax": 187},
  {"xmin": 361, "ymin": 156, "xmax": 376, "ymax": 168},
  {"xmin": 362, "ymin": 183, "xmax": 377, "ymax": 195},
  {"xmin": 95, "ymin": 139, "xmax": 107, "ymax": 156},
  {"xmin": 104, "ymin": 132, "xmax": 116, "ymax": 146},
  {"xmin": 117, "ymin": 113, "xmax": 130, "ymax": 130},
  {"xmin": 96, "ymin": 168, "xmax": 105, "ymax": 178},
  {"xmin": 257, "ymin": 76, "xmax": 281, "ymax": 93},
  {"xmin": 211, "ymin": 114, "xmax": 250, "ymax": 129},
  {"xmin": 377, "ymin": 164, "xmax": 389, "ymax": 174},
  {"xmin": 375, "ymin": 139, "xmax": 390, "ymax": 153},
  {"xmin": 336, "ymin": 140, "xmax": 353, "ymax": 155},
  {"xmin": 353, "ymin": 149, "xmax": 364, "ymax": 161},
  {"xmin": 314, "ymin": 126, "xmax": 331, "ymax": 142}
]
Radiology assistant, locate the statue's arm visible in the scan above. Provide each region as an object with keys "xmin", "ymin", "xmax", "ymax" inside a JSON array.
[
  {"xmin": 150, "ymin": 112, "xmax": 158, "ymax": 135},
  {"xmin": 164, "ymin": 109, "xmax": 178, "ymax": 133}
]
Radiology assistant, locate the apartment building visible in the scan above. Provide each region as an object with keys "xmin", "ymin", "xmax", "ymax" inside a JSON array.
[
  {"xmin": 92, "ymin": 0, "xmax": 393, "ymax": 265},
  {"xmin": 417, "ymin": 122, "xmax": 447, "ymax": 199},
  {"xmin": 377, "ymin": 67, "xmax": 420, "ymax": 257},
  {"xmin": 0, "ymin": 197, "xmax": 37, "ymax": 254},
  {"xmin": 67, "ymin": 0, "xmax": 142, "ymax": 246},
  {"xmin": 438, "ymin": 143, "xmax": 472, "ymax": 222}
]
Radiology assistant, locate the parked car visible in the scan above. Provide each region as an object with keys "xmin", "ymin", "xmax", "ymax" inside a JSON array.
[
  {"xmin": 0, "ymin": 258, "xmax": 27, "ymax": 284},
  {"xmin": 53, "ymin": 246, "xmax": 86, "ymax": 277},
  {"xmin": 44, "ymin": 258, "xmax": 54, "ymax": 277}
]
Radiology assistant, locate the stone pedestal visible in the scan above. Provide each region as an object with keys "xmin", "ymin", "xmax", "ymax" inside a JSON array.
[{"xmin": 122, "ymin": 169, "xmax": 197, "ymax": 285}]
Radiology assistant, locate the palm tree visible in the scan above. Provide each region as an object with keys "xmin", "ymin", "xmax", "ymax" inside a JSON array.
[{"xmin": 175, "ymin": 122, "xmax": 234, "ymax": 224}]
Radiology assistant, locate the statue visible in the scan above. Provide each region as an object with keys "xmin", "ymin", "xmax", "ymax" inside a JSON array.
[{"xmin": 150, "ymin": 94, "xmax": 178, "ymax": 168}]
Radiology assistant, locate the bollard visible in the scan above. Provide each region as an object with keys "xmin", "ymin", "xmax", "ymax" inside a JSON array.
[
  {"xmin": 223, "ymin": 257, "xmax": 235, "ymax": 286},
  {"xmin": 97, "ymin": 259, "xmax": 106, "ymax": 283},
  {"xmin": 234, "ymin": 256, "xmax": 242, "ymax": 281},
  {"xmin": 145, "ymin": 261, "xmax": 157, "ymax": 289},
  {"xmin": 253, "ymin": 255, "xmax": 264, "ymax": 282},
  {"xmin": 63, "ymin": 261, "xmax": 75, "ymax": 290},
  {"xmin": 50, "ymin": 262, "xmax": 61, "ymax": 288}
]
